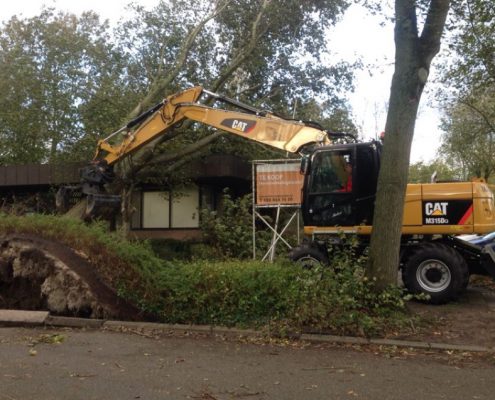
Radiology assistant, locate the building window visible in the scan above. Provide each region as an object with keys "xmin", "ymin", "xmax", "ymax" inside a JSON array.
[
  {"xmin": 171, "ymin": 187, "xmax": 199, "ymax": 228},
  {"xmin": 142, "ymin": 191, "xmax": 170, "ymax": 228},
  {"xmin": 133, "ymin": 186, "xmax": 200, "ymax": 229},
  {"xmin": 130, "ymin": 191, "xmax": 142, "ymax": 229}
]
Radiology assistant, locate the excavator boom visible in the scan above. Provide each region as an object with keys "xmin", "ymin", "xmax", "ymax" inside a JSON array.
[
  {"xmin": 95, "ymin": 86, "xmax": 330, "ymax": 165},
  {"xmin": 57, "ymin": 86, "xmax": 334, "ymax": 217}
]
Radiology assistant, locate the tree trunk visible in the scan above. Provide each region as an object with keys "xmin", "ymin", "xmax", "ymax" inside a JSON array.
[
  {"xmin": 365, "ymin": 0, "xmax": 451, "ymax": 290},
  {"xmin": 119, "ymin": 183, "xmax": 135, "ymax": 238}
]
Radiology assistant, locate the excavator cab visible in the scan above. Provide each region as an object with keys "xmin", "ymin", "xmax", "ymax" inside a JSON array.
[{"xmin": 301, "ymin": 141, "xmax": 381, "ymax": 228}]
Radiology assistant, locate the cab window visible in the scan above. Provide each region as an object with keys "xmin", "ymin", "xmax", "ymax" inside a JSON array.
[{"xmin": 309, "ymin": 152, "xmax": 353, "ymax": 193}]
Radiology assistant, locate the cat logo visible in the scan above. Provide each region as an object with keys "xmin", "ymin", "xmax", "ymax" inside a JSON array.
[
  {"xmin": 424, "ymin": 202, "xmax": 449, "ymax": 224},
  {"xmin": 422, "ymin": 200, "xmax": 472, "ymax": 226},
  {"xmin": 232, "ymin": 120, "xmax": 248, "ymax": 132},
  {"xmin": 220, "ymin": 118, "xmax": 256, "ymax": 134},
  {"xmin": 425, "ymin": 202, "xmax": 448, "ymax": 216}
]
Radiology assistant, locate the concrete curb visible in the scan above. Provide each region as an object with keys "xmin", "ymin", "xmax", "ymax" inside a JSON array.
[
  {"xmin": 103, "ymin": 320, "xmax": 262, "ymax": 338},
  {"xmin": 301, "ymin": 334, "xmax": 491, "ymax": 353},
  {"xmin": 0, "ymin": 310, "xmax": 49, "ymax": 326},
  {"xmin": 45, "ymin": 315, "xmax": 105, "ymax": 328},
  {"xmin": 1, "ymin": 310, "xmax": 493, "ymax": 353}
]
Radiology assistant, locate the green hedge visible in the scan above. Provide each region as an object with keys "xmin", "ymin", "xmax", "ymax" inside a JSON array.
[
  {"xmin": 0, "ymin": 214, "xmax": 410, "ymax": 336},
  {"xmin": 146, "ymin": 259, "xmax": 408, "ymax": 336}
]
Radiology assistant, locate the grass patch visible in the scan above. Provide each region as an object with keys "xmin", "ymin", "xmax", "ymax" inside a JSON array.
[{"xmin": 0, "ymin": 213, "xmax": 412, "ymax": 337}]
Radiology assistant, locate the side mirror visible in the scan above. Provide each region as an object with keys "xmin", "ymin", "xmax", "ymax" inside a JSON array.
[{"xmin": 300, "ymin": 156, "xmax": 311, "ymax": 175}]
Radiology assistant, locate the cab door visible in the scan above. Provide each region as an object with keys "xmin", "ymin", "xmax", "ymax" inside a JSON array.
[
  {"xmin": 301, "ymin": 142, "xmax": 380, "ymax": 228},
  {"xmin": 302, "ymin": 147, "xmax": 356, "ymax": 227}
]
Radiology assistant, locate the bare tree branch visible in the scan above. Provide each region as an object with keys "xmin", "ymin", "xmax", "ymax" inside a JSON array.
[
  {"xmin": 459, "ymin": 98, "xmax": 495, "ymax": 133},
  {"xmin": 147, "ymin": 130, "xmax": 225, "ymax": 166},
  {"xmin": 128, "ymin": 0, "xmax": 231, "ymax": 118},
  {"xmin": 125, "ymin": 0, "xmax": 272, "ymax": 176},
  {"xmin": 210, "ymin": 0, "xmax": 270, "ymax": 92}
]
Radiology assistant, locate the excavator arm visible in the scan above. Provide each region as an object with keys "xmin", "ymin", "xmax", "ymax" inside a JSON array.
[
  {"xmin": 95, "ymin": 86, "xmax": 330, "ymax": 165},
  {"xmin": 57, "ymin": 86, "xmax": 335, "ymax": 218}
]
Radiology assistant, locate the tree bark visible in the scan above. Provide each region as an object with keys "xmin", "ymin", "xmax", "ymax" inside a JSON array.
[{"xmin": 365, "ymin": 0, "xmax": 451, "ymax": 290}]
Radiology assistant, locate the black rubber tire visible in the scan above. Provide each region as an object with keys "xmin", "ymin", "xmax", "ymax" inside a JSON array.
[
  {"xmin": 289, "ymin": 244, "xmax": 329, "ymax": 269},
  {"xmin": 402, "ymin": 242, "xmax": 469, "ymax": 304}
]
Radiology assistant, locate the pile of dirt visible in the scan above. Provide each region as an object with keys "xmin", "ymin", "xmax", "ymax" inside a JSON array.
[{"xmin": 0, "ymin": 234, "xmax": 144, "ymax": 321}]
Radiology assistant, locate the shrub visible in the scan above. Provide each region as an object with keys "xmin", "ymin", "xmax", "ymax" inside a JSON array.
[
  {"xmin": 200, "ymin": 191, "xmax": 265, "ymax": 259},
  {"xmin": 0, "ymin": 213, "xmax": 411, "ymax": 336},
  {"xmin": 144, "ymin": 258, "xmax": 409, "ymax": 336}
]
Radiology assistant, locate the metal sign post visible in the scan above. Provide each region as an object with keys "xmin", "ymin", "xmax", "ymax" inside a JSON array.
[{"xmin": 252, "ymin": 160, "xmax": 303, "ymax": 261}]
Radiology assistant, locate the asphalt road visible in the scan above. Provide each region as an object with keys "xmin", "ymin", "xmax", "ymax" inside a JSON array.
[{"xmin": 0, "ymin": 327, "xmax": 494, "ymax": 400}]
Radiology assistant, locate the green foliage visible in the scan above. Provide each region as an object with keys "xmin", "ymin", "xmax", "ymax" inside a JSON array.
[
  {"xmin": 147, "ymin": 238, "xmax": 219, "ymax": 262},
  {"xmin": 211, "ymin": 0, "xmax": 354, "ymax": 112},
  {"xmin": 114, "ymin": 0, "xmax": 357, "ymax": 172},
  {"xmin": 134, "ymin": 234, "xmax": 410, "ymax": 335},
  {"xmin": 437, "ymin": 1, "xmax": 495, "ymax": 182},
  {"xmin": 0, "ymin": 1, "xmax": 357, "ymax": 171},
  {"xmin": 0, "ymin": 9, "xmax": 125, "ymax": 164},
  {"xmin": 143, "ymin": 257, "xmax": 408, "ymax": 336},
  {"xmin": 199, "ymin": 190, "xmax": 299, "ymax": 260},
  {"xmin": 408, "ymin": 159, "xmax": 460, "ymax": 183},
  {"xmin": 152, "ymin": 260, "xmax": 297, "ymax": 326},
  {"xmin": 148, "ymin": 238, "xmax": 195, "ymax": 260},
  {"xmin": 439, "ymin": 92, "xmax": 495, "ymax": 181},
  {"xmin": 0, "ymin": 213, "xmax": 410, "ymax": 336},
  {"xmin": 443, "ymin": 1, "xmax": 495, "ymax": 94},
  {"xmin": 200, "ymin": 191, "xmax": 259, "ymax": 259}
]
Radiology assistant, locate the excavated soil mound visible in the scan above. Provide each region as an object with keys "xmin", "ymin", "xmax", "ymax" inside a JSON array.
[{"xmin": 0, "ymin": 234, "xmax": 144, "ymax": 321}]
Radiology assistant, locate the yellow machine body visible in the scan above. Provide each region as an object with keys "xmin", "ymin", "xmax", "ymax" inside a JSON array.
[{"xmin": 304, "ymin": 180, "xmax": 495, "ymax": 237}]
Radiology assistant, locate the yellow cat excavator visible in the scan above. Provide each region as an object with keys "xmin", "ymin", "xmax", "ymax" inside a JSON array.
[
  {"xmin": 57, "ymin": 86, "xmax": 495, "ymax": 304},
  {"xmin": 56, "ymin": 86, "xmax": 334, "ymax": 217}
]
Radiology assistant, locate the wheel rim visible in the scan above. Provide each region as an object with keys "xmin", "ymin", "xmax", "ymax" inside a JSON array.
[
  {"xmin": 416, "ymin": 259, "xmax": 451, "ymax": 292},
  {"xmin": 296, "ymin": 255, "xmax": 322, "ymax": 269}
]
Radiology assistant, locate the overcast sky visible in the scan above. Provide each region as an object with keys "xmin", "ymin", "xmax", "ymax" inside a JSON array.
[{"xmin": 0, "ymin": 0, "xmax": 443, "ymax": 163}]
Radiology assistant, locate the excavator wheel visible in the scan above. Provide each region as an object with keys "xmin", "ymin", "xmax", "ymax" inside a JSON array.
[
  {"xmin": 290, "ymin": 244, "xmax": 329, "ymax": 269},
  {"xmin": 401, "ymin": 242, "xmax": 469, "ymax": 304}
]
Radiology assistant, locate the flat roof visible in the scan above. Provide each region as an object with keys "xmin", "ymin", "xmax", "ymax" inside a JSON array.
[{"xmin": 0, "ymin": 163, "xmax": 84, "ymax": 187}]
